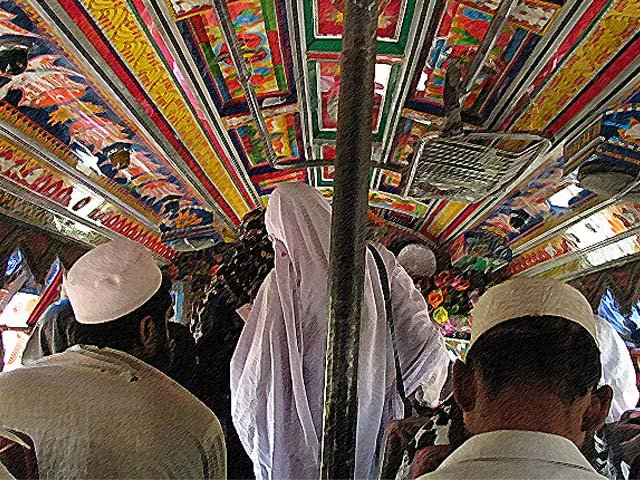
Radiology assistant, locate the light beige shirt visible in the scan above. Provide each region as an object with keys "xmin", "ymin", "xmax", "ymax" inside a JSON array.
[
  {"xmin": 0, "ymin": 345, "xmax": 226, "ymax": 479},
  {"xmin": 419, "ymin": 430, "xmax": 605, "ymax": 479}
]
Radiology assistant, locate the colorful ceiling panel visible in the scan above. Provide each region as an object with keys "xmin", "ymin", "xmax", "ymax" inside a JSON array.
[
  {"xmin": 0, "ymin": 0, "xmax": 633, "ymax": 278},
  {"xmin": 304, "ymin": 0, "xmax": 417, "ymax": 54}
]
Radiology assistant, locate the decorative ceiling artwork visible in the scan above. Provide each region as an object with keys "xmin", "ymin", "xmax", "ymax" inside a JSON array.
[{"xmin": 0, "ymin": 0, "xmax": 634, "ymax": 279}]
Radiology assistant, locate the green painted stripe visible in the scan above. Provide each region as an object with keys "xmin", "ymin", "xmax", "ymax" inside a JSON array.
[
  {"xmin": 275, "ymin": 64, "xmax": 287, "ymax": 89},
  {"xmin": 260, "ymin": 0, "xmax": 277, "ymax": 32}
]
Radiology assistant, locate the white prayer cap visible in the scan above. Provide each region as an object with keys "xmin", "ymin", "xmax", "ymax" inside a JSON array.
[
  {"xmin": 66, "ymin": 238, "xmax": 162, "ymax": 324},
  {"xmin": 397, "ymin": 243, "xmax": 437, "ymax": 278},
  {"xmin": 470, "ymin": 277, "xmax": 597, "ymax": 348}
]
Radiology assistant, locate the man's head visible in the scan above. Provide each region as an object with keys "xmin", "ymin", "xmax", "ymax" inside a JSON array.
[
  {"xmin": 65, "ymin": 239, "xmax": 172, "ymax": 365},
  {"xmin": 453, "ymin": 278, "xmax": 612, "ymax": 448}
]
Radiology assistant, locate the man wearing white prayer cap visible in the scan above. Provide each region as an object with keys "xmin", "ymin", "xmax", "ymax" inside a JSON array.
[
  {"xmin": 421, "ymin": 277, "xmax": 613, "ymax": 480},
  {"xmin": 0, "ymin": 238, "xmax": 226, "ymax": 479}
]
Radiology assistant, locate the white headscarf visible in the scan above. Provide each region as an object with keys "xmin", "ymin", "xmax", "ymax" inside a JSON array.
[
  {"xmin": 231, "ymin": 183, "xmax": 449, "ymax": 480},
  {"xmin": 595, "ymin": 315, "xmax": 639, "ymax": 422}
]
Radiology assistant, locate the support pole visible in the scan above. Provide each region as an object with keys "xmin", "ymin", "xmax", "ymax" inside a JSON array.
[{"xmin": 320, "ymin": 1, "xmax": 378, "ymax": 479}]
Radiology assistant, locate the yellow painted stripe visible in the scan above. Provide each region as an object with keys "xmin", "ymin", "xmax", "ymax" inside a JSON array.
[
  {"xmin": 426, "ymin": 201, "xmax": 468, "ymax": 238},
  {"xmin": 514, "ymin": 0, "xmax": 638, "ymax": 131},
  {"xmin": 80, "ymin": 0, "xmax": 250, "ymax": 218}
]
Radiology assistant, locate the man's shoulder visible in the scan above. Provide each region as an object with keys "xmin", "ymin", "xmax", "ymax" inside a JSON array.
[{"xmin": 419, "ymin": 458, "xmax": 607, "ymax": 480}]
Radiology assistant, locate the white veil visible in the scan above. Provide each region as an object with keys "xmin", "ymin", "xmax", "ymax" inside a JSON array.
[{"xmin": 231, "ymin": 183, "xmax": 449, "ymax": 479}]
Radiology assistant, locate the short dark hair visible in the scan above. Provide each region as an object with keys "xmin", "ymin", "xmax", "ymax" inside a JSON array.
[
  {"xmin": 466, "ymin": 315, "xmax": 601, "ymax": 403},
  {"xmin": 72, "ymin": 276, "xmax": 173, "ymax": 353}
]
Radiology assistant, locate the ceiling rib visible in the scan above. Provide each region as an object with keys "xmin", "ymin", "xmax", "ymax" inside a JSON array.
[
  {"xmin": 0, "ymin": 176, "xmax": 119, "ymax": 245},
  {"xmin": 460, "ymin": 0, "xmax": 520, "ymax": 97},
  {"xmin": 484, "ymin": 0, "xmax": 592, "ymax": 130},
  {"xmin": 376, "ymin": 0, "xmax": 441, "ymax": 167},
  {"xmin": 555, "ymin": 251, "xmax": 640, "ymax": 283},
  {"xmin": 513, "ymin": 178, "xmax": 640, "ymax": 257},
  {"xmin": 513, "ymin": 223, "xmax": 640, "ymax": 278},
  {"xmin": 210, "ymin": 0, "xmax": 279, "ymax": 170},
  {"xmin": 283, "ymin": 0, "xmax": 314, "ymax": 165}
]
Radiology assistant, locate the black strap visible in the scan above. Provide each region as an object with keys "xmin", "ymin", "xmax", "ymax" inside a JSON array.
[{"xmin": 368, "ymin": 245, "xmax": 413, "ymax": 419}]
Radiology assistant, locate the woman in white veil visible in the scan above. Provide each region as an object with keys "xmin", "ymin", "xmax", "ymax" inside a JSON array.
[{"xmin": 231, "ymin": 183, "xmax": 449, "ymax": 479}]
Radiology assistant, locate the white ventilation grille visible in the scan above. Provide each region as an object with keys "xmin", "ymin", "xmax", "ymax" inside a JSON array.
[{"xmin": 401, "ymin": 133, "xmax": 550, "ymax": 203}]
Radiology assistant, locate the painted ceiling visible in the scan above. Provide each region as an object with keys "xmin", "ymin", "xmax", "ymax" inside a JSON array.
[{"xmin": 0, "ymin": 0, "xmax": 636, "ymax": 278}]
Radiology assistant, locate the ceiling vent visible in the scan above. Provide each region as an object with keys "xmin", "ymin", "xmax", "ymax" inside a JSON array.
[
  {"xmin": 401, "ymin": 133, "xmax": 551, "ymax": 203},
  {"xmin": 577, "ymin": 158, "xmax": 640, "ymax": 201}
]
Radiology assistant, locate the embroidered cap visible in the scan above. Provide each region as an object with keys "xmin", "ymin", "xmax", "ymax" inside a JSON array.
[
  {"xmin": 65, "ymin": 238, "xmax": 162, "ymax": 324},
  {"xmin": 470, "ymin": 277, "xmax": 597, "ymax": 348},
  {"xmin": 397, "ymin": 244, "xmax": 437, "ymax": 278}
]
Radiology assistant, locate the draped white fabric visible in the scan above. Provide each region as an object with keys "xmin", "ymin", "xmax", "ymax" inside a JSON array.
[
  {"xmin": 595, "ymin": 315, "xmax": 639, "ymax": 423},
  {"xmin": 231, "ymin": 183, "xmax": 449, "ymax": 480}
]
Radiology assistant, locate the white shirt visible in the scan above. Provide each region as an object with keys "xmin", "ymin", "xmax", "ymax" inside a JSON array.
[
  {"xmin": 0, "ymin": 345, "xmax": 226, "ymax": 479},
  {"xmin": 419, "ymin": 430, "xmax": 606, "ymax": 479}
]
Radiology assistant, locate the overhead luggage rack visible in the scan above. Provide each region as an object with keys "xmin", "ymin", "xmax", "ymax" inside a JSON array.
[{"xmin": 401, "ymin": 132, "xmax": 551, "ymax": 203}]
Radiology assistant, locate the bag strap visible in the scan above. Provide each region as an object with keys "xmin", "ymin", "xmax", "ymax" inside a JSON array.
[{"xmin": 368, "ymin": 245, "xmax": 413, "ymax": 419}]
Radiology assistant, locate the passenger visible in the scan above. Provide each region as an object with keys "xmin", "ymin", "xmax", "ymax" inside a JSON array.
[
  {"xmin": 0, "ymin": 239, "xmax": 226, "ymax": 479},
  {"xmin": 21, "ymin": 279, "xmax": 198, "ymax": 395},
  {"xmin": 231, "ymin": 183, "xmax": 449, "ymax": 480},
  {"xmin": 391, "ymin": 315, "xmax": 638, "ymax": 479},
  {"xmin": 421, "ymin": 278, "xmax": 613, "ymax": 479},
  {"xmin": 21, "ymin": 297, "xmax": 75, "ymax": 365}
]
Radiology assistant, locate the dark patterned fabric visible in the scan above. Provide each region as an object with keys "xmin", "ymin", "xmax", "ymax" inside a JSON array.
[
  {"xmin": 0, "ymin": 430, "xmax": 38, "ymax": 479},
  {"xmin": 383, "ymin": 396, "xmax": 467, "ymax": 480}
]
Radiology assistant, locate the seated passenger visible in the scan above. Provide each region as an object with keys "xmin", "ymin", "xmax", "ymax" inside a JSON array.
[
  {"xmin": 421, "ymin": 278, "xmax": 613, "ymax": 479},
  {"xmin": 392, "ymin": 315, "xmax": 638, "ymax": 479},
  {"xmin": 0, "ymin": 239, "xmax": 226, "ymax": 479}
]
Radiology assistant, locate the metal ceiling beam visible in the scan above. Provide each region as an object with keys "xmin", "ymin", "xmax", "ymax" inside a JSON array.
[
  {"xmin": 283, "ymin": 0, "xmax": 316, "ymax": 167},
  {"xmin": 375, "ymin": 0, "xmax": 442, "ymax": 170},
  {"xmin": 0, "ymin": 178, "xmax": 170, "ymax": 265},
  {"xmin": 461, "ymin": 0, "xmax": 520, "ymax": 96},
  {"xmin": 143, "ymin": 0, "xmax": 261, "ymax": 208},
  {"xmin": 0, "ymin": 120, "xmax": 158, "ymax": 230},
  {"xmin": 485, "ymin": 0, "xmax": 592, "ymax": 130},
  {"xmin": 0, "ymin": 187, "xmax": 105, "ymax": 250},
  {"xmin": 210, "ymin": 0, "xmax": 279, "ymax": 170},
  {"xmin": 320, "ymin": 0, "xmax": 378, "ymax": 478},
  {"xmin": 557, "ymin": 251, "xmax": 640, "ymax": 283},
  {"xmin": 513, "ymin": 223, "xmax": 640, "ymax": 279}
]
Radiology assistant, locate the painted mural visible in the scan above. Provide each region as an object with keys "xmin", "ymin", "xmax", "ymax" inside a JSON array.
[
  {"xmin": 313, "ymin": 0, "xmax": 408, "ymax": 41},
  {"xmin": 315, "ymin": 60, "xmax": 392, "ymax": 133},
  {"xmin": 0, "ymin": 1, "xmax": 206, "ymax": 223},
  {"xmin": 0, "ymin": 0, "xmax": 630, "ymax": 280},
  {"xmin": 229, "ymin": 111, "xmax": 302, "ymax": 169},
  {"xmin": 0, "ymin": 136, "xmax": 176, "ymax": 259},
  {"xmin": 410, "ymin": 0, "xmax": 560, "ymax": 120},
  {"xmin": 172, "ymin": 0, "xmax": 292, "ymax": 112}
]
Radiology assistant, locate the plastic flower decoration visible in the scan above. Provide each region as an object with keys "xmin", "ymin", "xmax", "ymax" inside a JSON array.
[
  {"xmin": 433, "ymin": 306, "xmax": 449, "ymax": 325},
  {"xmin": 427, "ymin": 289, "xmax": 444, "ymax": 309},
  {"xmin": 427, "ymin": 268, "xmax": 482, "ymax": 338}
]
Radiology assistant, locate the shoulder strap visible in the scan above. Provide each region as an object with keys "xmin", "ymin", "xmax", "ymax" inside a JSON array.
[{"xmin": 367, "ymin": 245, "xmax": 413, "ymax": 419}]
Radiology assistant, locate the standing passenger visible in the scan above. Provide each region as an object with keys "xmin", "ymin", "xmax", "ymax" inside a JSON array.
[
  {"xmin": 231, "ymin": 183, "xmax": 449, "ymax": 480},
  {"xmin": 0, "ymin": 239, "xmax": 226, "ymax": 479}
]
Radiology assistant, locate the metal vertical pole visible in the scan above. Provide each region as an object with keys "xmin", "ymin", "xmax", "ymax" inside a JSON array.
[{"xmin": 320, "ymin": 1, "xmax": 378, "ymax": 479}]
